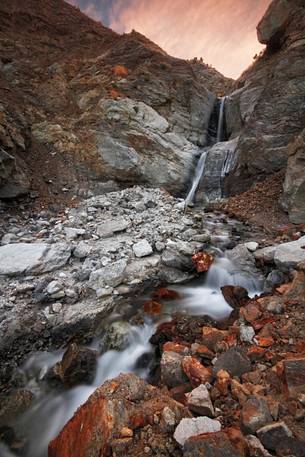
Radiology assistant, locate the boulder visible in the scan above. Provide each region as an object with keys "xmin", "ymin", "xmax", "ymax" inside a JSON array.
[
  {"xmin": 183, "ymin": 432, "xmax": 240, "ymax": 457},
  {"xmin": 257, "ymin": 0, "xmax": 291, "ymax": 45},
  {"xmin": 174, "ymin": 417, "xmax": 221, "ymax": 446},
  {"xmin": 49, "ymin": 373, "xmax": 189, "ymax": 457},
  {"xmin": 257, "ymin": 422, "xmax": 293, "ymax": 451},
  {"xmin": 186, "ymin": 384, "xmax": 215, "ymax": 417},
  {"xmin": 241, "ymin": 396, "xmax": 272, "ymax": 434},
  {"xmin": 0, "ymin": 243, "xmax": 71, "ymax": 276},
  {"xmin": 213, "ymin": 347, "xmax": 252, "ymax": 377},
  {"xmin": 274, "ymin": 236, "xmax": 305, "ymax": 270},
  {"xmin": 160, "ymin": 351, "xmax": 188, "ymax": 388}
]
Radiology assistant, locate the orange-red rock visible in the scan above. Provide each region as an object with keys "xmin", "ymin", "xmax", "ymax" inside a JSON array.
[
  {"xmin": 247, "ymin": 346, "xmax": 266, "ymax": 362},
  {"xmin": 201, "ymin": 327, "xmax": 229, "ymax": 351},
  {"xmin": 225, "ymin": 427, "xmax": 248, "ymax": 457},
  {"xmin": 241, "ymin": 303, "xmax": 262, "ymax": 323},
  {"xmin": 215, "ymin": 369, "xmax": 231, "ymax": 396},
  {"xmin": 152, "ymin": 288, "xmax": 181, "ymax": 301},
  {"xmin": 192, "ymin": 252, "xmax": 214, "ymax": 273},
  {"xmin": 143, "ymin": 300, "xmax": 163, "ymax": 315},
  {"xmin": 163, "ymin": 342, "xmax": 190, "ymax": 355},
  {"xmin": 182, "ymin": 356, "xmax": 212, "ymax": 387}
]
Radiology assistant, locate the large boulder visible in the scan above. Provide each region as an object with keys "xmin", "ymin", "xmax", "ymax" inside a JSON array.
[
  {"xmin": 282, "ymin": 129, "xmax": 305, "ymax": 223},
  {"xmin": 257, "ymin": 0, "xmax": 291, "ymax": 46}
]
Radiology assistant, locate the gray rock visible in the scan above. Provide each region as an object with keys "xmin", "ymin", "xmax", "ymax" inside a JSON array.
[
  {"xmin": 1, "ymin": 233, "xmax": 17, "ymax": 245},
  {"xmin": 257, "ymin": 422, "xmax": 293, "ymax": 451},
  {"xmin": 257, "ymin": 0, "xmax": 291, "ymax": 45},
  {"xmin": 186, "ymin": 384, "xmax": 215, "ymax": 417},
  {"xmin": 64, "ymin": 227, "xmax": 86, "ymax": 240},
  {"xmin": 133, "ymin": 239, "xmax": 153, "ymax": 258},
  {"xmin": 161, "ymin": 351, "xmax": 188, "ymax": 388},
  {"xmin": 46, "ymin": 280, "xmax": 63, "ymax": 295},
  {"xmin": 254, "ymin": 246, "xmax": 277, "ymax": 263},
  {"xmin": 89, "ymin": 259, "xmax": 127, "ymax": 288},
  {"xmin": 0, "ymin": 242, "xmax": 71, "ymax": 276},
  {"xmin": 246, "ymin": 435, "xmax": 273, "ymax": 457},
  {"xmin": 96, "ymin": 218, "xmax": 131, "ymax": 238},
  {"xmin": 241, "ymin": 396, "xmax": 273, "ymax": 433},
  {"xmin": 0, "ymin": 389, "xmax": 34, "ymax": 427},
  {"xmin": 245, "ymin": 242, "xmax": 259, "ymax": 252},
  {"xmin": 174, "ymin": 417, "xmax": 221, "ymax": 446},
  {"xmin": 74, "ymin": 241, "xmax": 91, "ymax": 259},
  {"xmin": 274, "ymin": 236, "xmax": 305, "ymax": 270},
  {"xmin": 213, "ymin": 347, "xmax": 251, "ymax": 377},
  {"xmin": 264, "ymin": 269, "xmax": 286, "ymax": 293},
  {"xmin": 240, "ymin": 324, "xmax": 255, "ymax": 343}
]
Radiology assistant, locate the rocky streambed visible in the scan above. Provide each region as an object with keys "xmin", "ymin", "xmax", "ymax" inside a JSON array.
[{"xmin": 1, "ymin": 186, "xmax": 305, "ymax": 457}]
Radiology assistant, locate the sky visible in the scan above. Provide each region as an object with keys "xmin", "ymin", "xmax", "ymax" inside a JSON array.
[{"xmin": 67, "ymin": 0, "xmax": 271, "ymax": 79}]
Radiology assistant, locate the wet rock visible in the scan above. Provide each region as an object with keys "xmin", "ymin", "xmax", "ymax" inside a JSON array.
[
  {"xmin": 221, "ymin": 285, "xmax": 249, "ymax": 309},
  {"xmin": 102, "ymin": 321, "xmax": 131, "ymax": 350},
  {"xmin": 0, "ymin": 242, "xmax": 71, "ymax": 276},
  {"xmin": 49, "ymin": 373, "xmax": 189, "ymax": 457},
  {"xmin": 174, "ymin": 417, "xmax": 221, "ymax": 446},
  {"xmin": 132, "ymin": 239, "xmax": 153, "ymax": 258},
  {"xmin": 274, "ymin": 236, "xmax": 305, "ymax": 271},
  {"xmin": 186, "ymin": 384, "xmax": 215, "ymax": 417},
  {"xmin": 183, "ymin": 432, "xmax": 240, "ymax": 457},
  {"xmin": 152, "ymin": 288, "xmax": 181, "ymax": 301},
  {"xmin": 227, "ymin": 244, "xmax": 264, "ymax": 281},
  {"xmin": 192, "ymin": 252, "xmax": 214, "ymax": 273},
  {"xmin": 182, "ymin": 356, "xmax": 212, "ymax": 387},
  {"xmin": 257, "ymin": 422, "xmax": 293, "ymax": 451},
  {"xmin": 96, "ymin": 218, "xmax": 131, "ymax": 238},
  {"xmin": 213, "ymin": 347, "xmax": 252, "ymax": 377},
  {"xmin": 56, "ymin": 343, "xmax": 98, "ymax": 387},
  {"xmin": 161, "ymin": 351, "xmax": 188, "ymax": 388},
  {"xmin": 241, "ymin": 396, "xmax": 272, "ymax": 434},
  {"xmin": 0, "ymin": 389, "xmax": 34, "ymax": 427},
  {"xmin": 283, "ymin": 357, "xmax": 305, "ymax": 397}
]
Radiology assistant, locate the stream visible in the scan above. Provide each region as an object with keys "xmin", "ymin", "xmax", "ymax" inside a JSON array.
[{"xmin": 4, "ymin": 213, "xmax": 264, "ymax": 457}]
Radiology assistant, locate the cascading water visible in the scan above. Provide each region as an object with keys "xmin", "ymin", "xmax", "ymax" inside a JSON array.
[
  {"xmin": 184, "ymin": 149, "xmax": 208, "ymax": 207},
  {"xmin": 216, "ymin": 96, "xmax": 226, "ymax": 143}
]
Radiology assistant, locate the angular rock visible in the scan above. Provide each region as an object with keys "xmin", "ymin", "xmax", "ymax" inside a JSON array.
[
  {"xmin": 73, "ymin": 241, "xmax": 91, "ymax": 259},
  {"xmin": 183, "ymin": 432, "xmax": 240, "ymax": 457},
  {"xmin": 246, "ymin": 435, "xmax": 273, "ymax": 457},
  {"xmin": 186, "ymin": 384, "xmax": 215, "ymax": 417},
  {"xmin": 0, "ymin": 242, "xmax": 71, "ymax": 276},
  {"xmin": 202, "ymin": 327, "xmax": 229, "ymax": 351},
  {"xmin": 96, "ymin": 218, "xmax": 131, "ymax": 238},
  {"xmin": 283, "ymin": 357, "xmax": 305, "ymax": 397},
  {"xmin": 274, "ymin": 236, "xmax": 305, "ymax": 271},
  {"xmin": 257, "ymin": 422, "xmax": 293, "ymax": 451},
  {"xmin": 213, "ymin": 347, "xmax": 252, "ymax": 377},
  {"xmin": 241, "ymin": 396, "xmax": 272, "ymax": 434},
  {"xmin": 89, "ymin": 259, "xmax": 127, "ymax": 288},
  {"xmin": 239, "ymin": 324, "xmax": 255, "ymax": 343},
  {"xmin": 182, "ymin": 356, "xmax": 212, "ymax": 387},
  {"xmin": 174, "ymin": 417, "xmax": 221, "ymax": 446},
  {"xmin": 161, "ymin": 351, "xmax": 188, "ymax": 388},
  {"xmin": 257, "ymin": 0, "xmax": 291, "ymax": 45},
  {"xmin": 192, "ymin": 252, "xmax": 214, "ymax": 273},
  {"xmin": 132, "ymin": 239, "xmax": 153, "ymax": 258},
  {"xmin": 221, "ymin": 285, "xmax": 249, "ymax": 309}
]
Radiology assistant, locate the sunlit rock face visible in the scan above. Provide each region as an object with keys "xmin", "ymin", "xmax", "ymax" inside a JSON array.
[{"xmin": 225, "ymin": 0, "xmax": 305, "ymax": 194}]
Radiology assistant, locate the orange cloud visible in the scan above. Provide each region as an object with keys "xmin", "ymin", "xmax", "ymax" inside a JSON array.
[{"xmin": 108, "ymin": 0, "xmax": 271, "ymax": 78}]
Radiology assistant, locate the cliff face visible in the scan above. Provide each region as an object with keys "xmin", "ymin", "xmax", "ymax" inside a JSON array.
[
  {"xmin": 226, "ymin": 0, "xmax": 305, "ymax": 201},
  {"xmin": 0, "ymin": 0, "xmax": 232, "ymax": 204}
]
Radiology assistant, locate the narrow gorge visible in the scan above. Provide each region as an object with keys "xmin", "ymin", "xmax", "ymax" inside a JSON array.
[{"xmin": 1, "ymin": 1, "xmax": 305, "ymax": 457}]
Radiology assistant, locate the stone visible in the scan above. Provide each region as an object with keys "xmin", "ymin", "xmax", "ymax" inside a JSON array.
[
  {"xmin": 283, "ymin": 357, "xmax": 305, "ymax": 397},
  {"xmin": 46, "ymin": 280, "xmax": 63, "ymax": 295},
  {"xmin": 160, "ymin": 351, "xmax": 188, "ymax": 388},
  {"xmin": 96, "ymin": 218, "xmax": 131, "ymax": 238},
  {"xmin": 89, "ymin": 259, "xmax": 127, "ymax": 288},
  {"xmin": 213, "ymin": 347, "xmax": 252, "ymax": 377},
  {"xmin": 241, "ymin": 396, "xmax": 273, "ymax": 434},
  {"xmin": 192, "ymin": 252, "xmax": 214, "ymax": 273},
  {"xmin": 254, "ymin": 246, "xmax": 277, "ymax": 264},
  {"xmin": 257, "ymin": 422, "xmax": 293, "ymax": 451},
  {"xmin": 64, "ymin": 227, "xmax": 86, "ymax": 240},
  {"xmin": 186, "ymin": 384, "xmax": 215, "ymax": 417},
  {"xmin": 202, "ymin": 327, "xmax": 229, "ymax": 351},
  {"xmin": 0, "ymin": 389, "xmax": 34, "ymax": 427},
  {"xmin": 55, "ymin": 343, "xmax": 98, "ymax": 388},
  {"xmin": 274, "ymin": 236, "xmax": 305, "ymax": 271},
  {"xmin": 221, "ymin": 285, "xmax": 249, "ymax": 309},
  {"xmin": 257, "ymin": 0, "xmax": 291, "ymax": 45},
  {"xmin": 239, "ymin": 324, "xmax": 255, "ymax": 343},
  {"xmin": 132, "ymin": 239, "xmax": 153, "ymax": 258},
  {"xmin": 49, "ymin": 373, "xmax": 189, "ymax": 457},
  {"xmin": 245, "ymin": 242, "xmax": 259, "ymax": 252},
  {"xmin": 246, "ymin": 435, "xmax": 273, "ymax": 457},
  {"xmin": 183, "ymin": 432, "xmax": 240, "ymax": 457},
  {"xmin": 1, "ymin": 233, "xmax": 17, "ymax": 245},
  {"xmin": 182, "ymin": 356, "xmax": 212, "ymax": 387},
  {"xmin": 174, "ymin": 417, "xmax": 221, "ymax": 446},
  {"xmin": 0, "ymin": 242, "xmax": 71, "ymax": 276},
  {"xmin": 73, "ymin": 241, "xmax": 91, "ymax": 259}
]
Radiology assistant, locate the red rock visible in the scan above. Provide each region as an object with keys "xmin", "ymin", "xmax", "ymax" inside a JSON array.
[
  {"xmin": 225, "ymin": 427, "xmax": 248, "ymax": 457},
  {"xmin": 231, "ymin": 379, "xmax": 251, "ymax": 405},
  {"xmin": 202, "ymin": 327, "xmax": 229, "ymax": 351},
  {"xmin": 169, "ymin": 383, "xmax": 192, "ymax": 404},
  {"xmin": 276, "ymin": 284, "xmax": 291, "ymax": 295},
  {"xmin": 252, "ymin": 317, "xmax": 277, "ymax": 331},
  {"xmin": 247, "ymin": 346, "xmax": 266, "ymax": 362},
  {"xmin": 163, "ymin": 342, "xmax": 190, "ymax": 355},
  {"xmin": 143, "ymin": 300, "xmax": 163, "ymax": 315},
  {"xmin": 192, "ymin": 252, "xmax": 214, "ymax": 273},
  {"xmin": 184, "ymin": 432, "xmax": 240, "ymax": 457},
  {"xmin": 256, "ymin": 336, "xmax": 275, "ymax": 348},
  {"xmin": 112, "ymin": 65, "xmax": 129, "ymax": 77},
  {"xmin": 191, "ymin": 343, "xmax": 214, "ymax": 360},
  {"xmin": 221, "ymin": 285, "xmax": 249, "ymax": 309},
  {"xmin": 241, "ymin": 303, "xmax": 262, "ymax": 323},
  {"xmin": 152, "ymin": 288, "xmax": 180, "ymax": 300},
  {"xmin": 241, "ymin": 395, "xmax": 272, "ymax": 433},
  {"xmin": 182, "ymin": 356, "xmax": 212, "ymax": 387}
]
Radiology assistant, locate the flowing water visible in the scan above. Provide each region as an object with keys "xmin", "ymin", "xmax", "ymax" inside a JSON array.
[{"xmin": 4, "ymin": 215, "xmax": 263, "ymax": 457}]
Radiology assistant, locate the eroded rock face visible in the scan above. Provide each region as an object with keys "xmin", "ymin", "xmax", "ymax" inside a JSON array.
[
  {"xmin": 48, "ymin": 373, "xmax": 190, "ymax": 457},
  {"xmin": 225, "ymin": 0, "xmax": 305, "ymax": 196}
]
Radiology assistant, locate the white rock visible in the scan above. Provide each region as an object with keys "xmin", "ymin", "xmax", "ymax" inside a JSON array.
[
  {"xmin": 46, "ymin": 280, "xmax": 62, "ymax": 295},
  {"xmin": 133, "ymin": 239, "xmax": 153, "ymax": 258},
  {"xmin": 174, "ymin": 417, "xmax": 221, "ymax": 446},
  {"xmin": 1, "ymin": 233, "xmax": 17, "ymax": 245},
  {"xmin": 274, "ymin": 236, "xmax": 305, "ymax": 270},
  {"xmin": 89, "ymin": 259, "xmax": 127, "ymax": 288},
  {"xmin": 245, "ymin": 242, "xmax": 259, "ymax": 252},
  {"xmin": 96, "ymin": 218, "xmax": 130, "ymax": 238},
  {"xmin": 64, "ymin": 227, "xmax": 86, "ymax": 240},
  {"xmin": 186, "ymin": 385, "xmax": 215, "ymax": 417},
  {"xmin": 240, "ymin": 324, "xmax": 255, "ymax": 343}
]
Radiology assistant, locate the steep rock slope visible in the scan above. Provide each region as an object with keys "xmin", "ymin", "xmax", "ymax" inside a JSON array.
[
  {"xmin": 0, "ymin": 0, "xmax": 232, "ymax": 203},
  {"xmin": 226, "ymin": 0, "xmax": 305, "ymax": 196}
]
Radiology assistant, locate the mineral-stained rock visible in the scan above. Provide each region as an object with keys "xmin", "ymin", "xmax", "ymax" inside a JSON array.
[
  {"xmin": 183, "ymin": 432, "xmax": 238, "ymax": 456},
  {"xmin": 174, "ymin": 417, "xmax": 221, "ymax": 446},
  {"xmin": 186, "ymin": 384, "xmax": 215, "ymax": 417},
  {"xmin": 49, "ymin": 373, "xmax": 190, "ymax": 457},
  {"xmin": 213, "ymin": 347, "xmax": 252, "ymax": 377},
  {"xmin": 161, "ymin": 351, "xmax": 188, "ymax": 388},
  {"xmin": 192, "ymin": 252, "xmax": 214, "ymax": 273},
  {"xmin": 257, "ymin": 422, "xmax": 293, "ymax": 451},
  {"xmin": 201, "ymin": 327, "xmax": 229, "ymax": 351},
  {"xmin": 55, "ymin": 343, "xmax": 98, "ymax": 388},
  {"xmin": 221, "ymin": 285, "xmax": 249, "ymax": 309},
  {"xmin": 182, "ymin": 356, "xmax": 213, "ymax": 387},
  {"xmin": 0, "ymin": 242, "xmax": 71, "ymax": 276},
  {"xmin": 283, "ymin": 357, "xmax": 305, "ymax": 397},
  {"xmin": 241, "ymin": 396, "xmax": 272, "ymax": 434}
]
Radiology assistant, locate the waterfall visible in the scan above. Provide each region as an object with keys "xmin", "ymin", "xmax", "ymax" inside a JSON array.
[
  {"xmin": 216, "ymin": 96, "xmax": 226, "ymax": 143},
  {"xmin": 184, "ymin": 149, "xmax": 208, "ymax": 207}
]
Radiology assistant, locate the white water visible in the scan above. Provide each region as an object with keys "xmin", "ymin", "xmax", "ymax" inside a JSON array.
[
  {"xmin": 185, "ymin": 149, "xmax": 208, "ymax": 207},
  {"xmin": 217, "ymin": 96, "xmax": 226, "ymax": 143}
]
